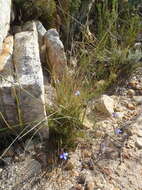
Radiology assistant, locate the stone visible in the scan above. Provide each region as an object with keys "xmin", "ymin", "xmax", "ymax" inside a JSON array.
[
  {"xmin": 129, "ymin": 80, "xmax": 138, "ymax": 88},
  {"xmin": 135, "ymin": 84, "xmax": 142, "ymax": 90},
  {"xmin": 85, "ymin": 181, "xmax": 95, "ymax": 190},
  {"xmin": 133, "ymin": 96, "xmax": 142, "ymax": 105},
  {"xmin": 127, "ymin": 89, "xmax": 135, "ymax": 97},
  {"xmin": 80, "ymin": 172, "xmax": 95, "ymax": 190},
  {"xmin": 127, "ymin": 113, "xmax": 142, "ymax": 136},
  {"xmin": 70, "ymin": 170, "xmax": 79, "ymax": 177},
  {"xmin": 0, "ymin": 0, "xmax": 11, "ymax": 52},
  {"xmin": 83, "ymin": 117, "xmax": 94, "ymax": 129},
  {"xmin": 83, "ymin": 150, "xmax": 92, "ymax": 158},
  {"xmin": 64, "ymin": 160, "xmax": 74, "ymax": 170},
  {"xmin": 44, "ymin": 28, "xmax": 67, "ymax": 80},
  {"xmin": 14, "ymin": 159, "xmax": 41, "ymax": 189},
  {"xmin": 78, "ymin": 174, "xmax": 86, "ymax": 184},
  {"xmin": 127, "ymin": 103, "xmax": 135, "ymax": 110},
  {"xmin": 136, "ymin": 129, "xmax": 142, "ymax": 137},
  {"xmin": 135, "ymin": 137, "xmax": 142, "ymax": 149},
  {"xmin": 95, "ymin": 95, "xmax": 114, "ymax": 116},
  {"xmin": 73, "ymin": 184, "xmax": 84, "ymax": 190},
  {"xmin": 13, "ymin": 30, "xmax": 48, "ymax": 138}
]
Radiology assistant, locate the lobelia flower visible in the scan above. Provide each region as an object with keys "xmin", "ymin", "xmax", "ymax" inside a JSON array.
[
  {"xmin": 112, "ymin": 112, "xmax": 118, "ymax": 118},
  {"xmin": 59, "ymin": 152, "xmax": 68, "ymax": 160},
  {"xmin": 115, "ymin": 128, "xmax": 123, "ymax": 135}
]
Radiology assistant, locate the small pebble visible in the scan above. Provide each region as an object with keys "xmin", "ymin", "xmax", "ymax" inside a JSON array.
[
  {"xmin": 85, "ymin": 181, "xmax": 95, "ymax": 190},
  {"xmin": 64, "ymin": 160, "xmax": 74, "ymax": 170},
  {"xmin": 135, "ymin": 138, "xmax": 142, "ymax": 149},
  {"xmin": 127, "ymin": 103, "xmax": 135, "ymax": 110},
  {"xmin": 127, "ymin": 89, "xmax": 135, "ymax": 97}
]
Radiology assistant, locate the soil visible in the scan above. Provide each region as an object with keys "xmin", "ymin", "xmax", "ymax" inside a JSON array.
[{"xmin": 0, "ymin": 67, "xmax": 142, "ymax": 190}]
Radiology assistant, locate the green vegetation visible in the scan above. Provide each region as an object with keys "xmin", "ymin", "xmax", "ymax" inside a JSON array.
[
  {"xmin": 47, "ymin": 73, "xmax": 87, "ymax": 149},
  {"xmin": 75, "ymin": 0, "xmax": 141, "ymax": 92},
  {"xmin": 13, "ymin": 0, "xmax": 57, "ymax": 27},
  {"xmin": 46, "ymin": 0, "xmax": 141, "ymax": 149},
  {"xmin": 3, "ymin": 0, "xmax": 141, "ymax": 150}
]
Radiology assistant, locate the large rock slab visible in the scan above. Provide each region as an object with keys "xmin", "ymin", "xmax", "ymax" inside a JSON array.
[
  {"xmin": 14, "ymin": 30, "xmax": 46, "ymax": 123},
  {"xmin": 0, "ymin": 0, "xmax": 11, "ymax": 53},
  {"xmin": 44, "ymin": 29, "xmax": 67, "ymax": 80},
  {"xmin": 12, "ymin": 29, "xmax": 48, "ymax": 138}
]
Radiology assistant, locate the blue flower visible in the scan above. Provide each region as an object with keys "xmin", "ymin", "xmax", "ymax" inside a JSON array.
[
  {"xmin": 59, "ymin": 152, "xmax": 68, "ymax": 160},
  {"xmin": 115, "ymin": 128, "xmax": 123, "ymax": 135},
  {"xmin": 112, "ymin": 112, "xmax": 118, "ymax": 118}
]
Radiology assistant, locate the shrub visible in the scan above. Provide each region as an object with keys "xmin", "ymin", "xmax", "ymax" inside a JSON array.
[
  {"xmin": 74, "ymin": 0, "xmax": 141, "ymax": 96},
  {"xmin": 47, "ymin": 73, "xmax": 87, "ymax": 149},
  {"xmin": 13, "ymin": 0, "xmax": 56, "ymax": 28}
]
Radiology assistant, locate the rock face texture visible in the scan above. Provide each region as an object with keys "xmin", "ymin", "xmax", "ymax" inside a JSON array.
[
  {"xmin": 95, "ymin": 95, "xmax": 114, "ymax": 116},
  {"xmin": 13, "ymin": 29, "xmax": 47, "ymax": 127},
  {"xmin": 44, "ymin": 29, "xmax": 67, "ymax": 80},
  {"xmin": 0, "ymin": 0, "xmax": 11, "ymax": 53}
]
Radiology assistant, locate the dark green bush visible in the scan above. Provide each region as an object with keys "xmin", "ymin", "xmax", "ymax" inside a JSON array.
[{"xmin": 13, "ymin": 0, "xmax": 56, "ymax": 28}]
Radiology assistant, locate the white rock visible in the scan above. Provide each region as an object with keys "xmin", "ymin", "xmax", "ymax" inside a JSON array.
[
  {"xmin": 0, "ymin": 0, "xmax": 11, "ymax": 52},
  {"xmin": 128, "ymin": 113, "xmax": 142, "ymax": 136},
  {"xmin": 133, "ymin": 96, "xmax": 142, "ymax": 105},
  {"xmin": 13, "ymin": 30, "xmax": 48, "ymax": 137},
  {"xmin": 127, "ymin": 89, "xmax": 135, "ymax": 96},
  {"xmin": 135, "ymin": 137, "xmax": 142, "ymax": 149},
  {"xmin": 136, "ymin": 129, "xmax": 142, "ymax": 137},
  {"xmin": 95, "ymin": 95, "xmax": 114, "ymax": 116}
]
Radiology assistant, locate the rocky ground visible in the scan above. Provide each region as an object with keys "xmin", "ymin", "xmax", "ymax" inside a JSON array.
[{"xmin": 0, "ymin": 67, "xmax": 142, "ymax": 190}]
